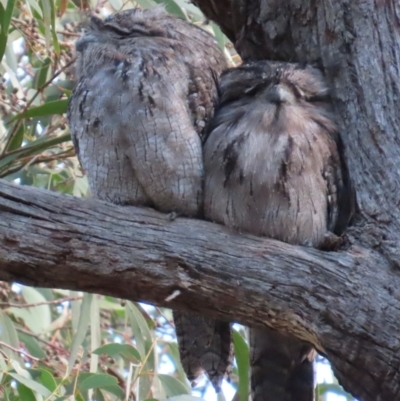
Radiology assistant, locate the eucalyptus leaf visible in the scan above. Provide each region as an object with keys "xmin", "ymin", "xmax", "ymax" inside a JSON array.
[
  {"xmin": 126, "ymin": 302, "xmax": 155, "ymax": 400},
  {"xmin": 93, "ymin": 343, "xmax": 141, "ymax": 363},
  {"xmin": 18, "ymin": 332, "xmax": 47, "ymax": 359},
  {"xmin": 79, "ymin": 373, "xmax": 118, "ymax": 391},
  {"xmin": 158, "ymin": 374, "xmax": 190, "ymax": 397},
  {"xmin": 232, "ymin": 328, "xmax": 249, "ymax": 401},
  {"xmin": 10, "ymin": 99, "xmax": 69, "ymax": 121},
  {"xmin": 9, "ymin": 287, "xmax": 51, "ymax": 334},
  {"xmin": 0, "ymin": 0, "xmax": 16, "ymax": 62},
  {"xmin": 8, "ymin": 372, "xmax": 51, "ymax": 397},
  {"xmin": 17, "ymin": 382, "xmax": 37, "ymax": 401},
  {"xmin": 37, "ymin": 368, "xmax": 58, "ymax": 392},
  {"xmin": 68, "ymin": 293, "xmax": 92, "ymax": 373},
  {"xmin": 0, "ymin": 310, "xmax": 20, "ymax": 360},
  {"xmin": 153, "ymin": 0, "xmax": 188, "ymax": 20}
]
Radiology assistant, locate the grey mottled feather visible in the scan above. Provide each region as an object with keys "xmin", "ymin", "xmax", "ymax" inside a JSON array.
[
  {"xmin": 203, "ymin": 61, "xmax": 355, "ymax": 401},
  {"xmin": 67, "ymin": 7, "xmax": 231, "ymax": 391}
]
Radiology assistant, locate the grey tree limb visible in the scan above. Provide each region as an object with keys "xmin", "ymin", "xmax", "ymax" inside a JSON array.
[{"xmin": 0, "ymin": 179, "xmax": 398, "ymax": 401}]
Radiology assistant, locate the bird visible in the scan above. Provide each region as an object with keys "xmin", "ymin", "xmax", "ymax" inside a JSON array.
[
  {"xmin": 203, "ymin": 60, "xmax": 355, "ymax": 401},
  {"xmin": 67, "ymin": 6, "xmax": 232, "ymax": 392}
]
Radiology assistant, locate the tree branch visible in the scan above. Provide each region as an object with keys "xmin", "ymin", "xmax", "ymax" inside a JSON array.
[{"xmin": 0, "ymin": 179, "xmax": 398, "ymax": 401}]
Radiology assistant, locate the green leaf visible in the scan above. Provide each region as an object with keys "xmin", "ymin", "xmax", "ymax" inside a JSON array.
[
  {"xmin": 34, "ymin": 57, "xmax": 51, "ymax": 89},
  {"xmin": 79, "ymin": 373, "xmax": 118, "ymax": 391},
  {"xmin": 9, "ymin": 286, "xmax": 51, "ymax": 334},
  {"xmin": 153, "ymin": 0, "xmax": 187, "ymax": 20},
  {"xmin": 90, "ymin": 294, "xmax": 100, "ymax": 372},
  {"xmin": 162, "ymin": 341, "xmax": 187, "ymax": 385},
  {"xmin": 21, "ymin": 286, "xmax": 51, "ymax": 331},
  {"xmin": 0, "ymin": 132, "xmax": 71, "ymax": 177},
  {"xmin": 0, "ymin": 352, "xmax": 8, "ymax": 383},
  {"xmin": 68, "ymin": 293, "xmax": 92, "ymax": 373},
  {"xmin": 126, "ymin": 302, "xmax": 155, "ymax": 400},
  {"xmin": 0, "ymin": 310, "xmax": 20, "ymax": 359},
  {"xmin": 126, "ymin": 302, "xmax": 154, "ymax": 358},
  {"xmin": 233, "ymin": 328, "xmax": 249, "ymax": 401},
  {"xmin": 134, "ymin": 0, "xmax": 157, "ymax": 8},
  {"xmin": 70, "ymin": 291, "xmax": 82, "ymax": 332},
  {"xmin": 35, "ymin": 288, "xmax": 54, "ymax": 301},
  {"xmin": 158, "ymin": 374, "xmax": 190, "ymax": 397},
  {"xmin": 108, "ymin": 0, "xmax": 122, "ymax": 11},
  {"xmin": 211, "ymin": 23, "xmax": 226, "ymax": 50},
  {"xmin": 49, "ymin": 0, "xmax": 59, "ymax": 55},
  {"xmin": 152, "ymin": 372, "xmax": 166, "ymax": 400},
  {"xmin": 11, "ymin": 99, "xmax": 69, "ymax": 121},
  {"xmin": 0, "ymin": 0, "xmax": 16, "ymax": 62},
  {"xmin": 18, "ymin": 331, "xmax": 46, "ymax": 359},
  {"xmin": 26, "ymin": 0, "xmax": 43, "ymax": 16},
  {"xmin": 98, "ymin": 298, "xmax": 125, "ymax": 311},
  {"xmin": 16, "ymin": 382, "xmax": 37, "ymax": 401},
  {"xmin": 93, "ymin": 343, "xmax": 141, "ymax": 363},
  {"xmin": 0, "ymin": 32, "xmax": 7, "ymax": 63},
  {"xmin": 100, "ymin": 385, "xmax": 126, "ymax": 399},
  {"xmin": 38, "ymin": 368, "xmax": 57, "ymax": 392},
  {"xmin": 93, "ymin": 388, "xmax": 106, "ymax": 401},
  {"xmin": 75, "ymin": 393, "xmax": 86, "ymax": 401},
  {"xmin": 39, "ymin": 0, "xmax": 51, "ymax": 46},
  {"xmin": 8, "ymin": 372, "xmax": 52, "ymax": 397},
  {"xmin": 169, "ymin": 0, "xmax": 203, "ymax": 18}
]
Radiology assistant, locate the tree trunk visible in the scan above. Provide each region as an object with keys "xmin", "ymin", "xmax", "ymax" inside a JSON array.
[{"xmin": 0, "ymin": 180, "xmax": 399, "ymax": 401}]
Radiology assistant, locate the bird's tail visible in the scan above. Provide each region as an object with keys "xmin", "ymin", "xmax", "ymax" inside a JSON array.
[
  {"xmin": 173, "ymin": 311, "xmax": 232, "ymax": 392},
  {"xmin": 250, "ymin": 326, "xmax": 315, "ymax": 401}
]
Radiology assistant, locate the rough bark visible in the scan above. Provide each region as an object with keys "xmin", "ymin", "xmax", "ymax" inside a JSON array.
[
  {"xmin": 190, "ymin": 1, "xmax": 400, "ymax": 398},
  {"xmin": 0, "ymin": 179, "xmax": 399, "ymax": 401}
]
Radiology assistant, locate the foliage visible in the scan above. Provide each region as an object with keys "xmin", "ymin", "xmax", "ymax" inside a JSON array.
[{"xmin": 0, "ymin": 0, "xmax": 353, "ymax": 399}]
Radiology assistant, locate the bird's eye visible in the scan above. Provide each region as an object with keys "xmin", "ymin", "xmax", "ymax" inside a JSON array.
[
  {"xmin": 305, "ymin": 93, "xmax": 330, "ymax": 103},
  {"xmin": 244, "ymin": 84, "xmax": 261, "ymax": 96},
  {"xmin": 243, "ymin": 81, "xmax": 268, "ymax": 97}
]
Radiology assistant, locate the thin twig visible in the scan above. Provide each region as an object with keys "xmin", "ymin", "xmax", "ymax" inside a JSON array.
[
  {"xmin": 16, "ymin": 327, "xmax": 69, "ymax": 355},
  {"xmin": 155, "ymin": 307, "xmax": 175, "ymax": 329},
  {"xmin": 0, "ymin": 340, "xmax": 40, "ymax": 361},
  {"xmin": 106, "ymin": 366, "xmax": 137, "ymax": 401},
  {"xmin": 0, "ymin": 296, "xmax": 82, "ymax": 309}
]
